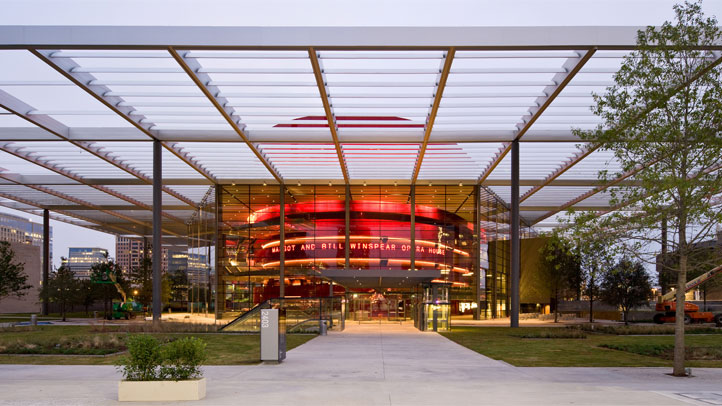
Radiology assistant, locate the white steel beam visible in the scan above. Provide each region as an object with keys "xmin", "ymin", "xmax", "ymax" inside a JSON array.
[
  {"xmin": 0, "ymin": 176, "xmax": 182, "ymax": 236},
  {"xmin": 168, "ymin": 47, "xmax": 284, "ymax": 184},
  {"xmin": 29, "ymin": 49, "xmax": 217, "ymax": 186},
  {"xmin": 412, "ymin": 48, "xmax": 455, "ymax": 183},
  {"xmin": 0, "ymin": 143, "xmax": 187, "ymax": 225},
  {"xmin": 513, "ymin": 49, "xmax": 596, "ymax": 140},
  {"xmin": 476, "ymin": 49, "xmax": 595, "ymax": 185},
  {"xmin": 0, "ymin": 192, "xmax": 139, "ymax": 236},
  {"xmin": 0, "ymin": 26, "xmax": 645, "ymax": 49},
  {"xmin": 0, "ymin": 89, "xmax": 198, "ymax": 211},
  {"xmin": 308, "ymin": 47, "xmax": 349, "ymax": 183}
]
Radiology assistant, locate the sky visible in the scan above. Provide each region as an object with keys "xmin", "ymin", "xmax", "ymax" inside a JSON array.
[
  {"xmin": 1, "ymin": 0, "xmax": 721, "ymax": 27},
  {"xmin": 1, "ymin": 0, "xmax": 720, "ymax": 275}
]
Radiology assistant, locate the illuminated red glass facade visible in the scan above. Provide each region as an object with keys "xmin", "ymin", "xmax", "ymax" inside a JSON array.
[{"xmin": 215, "ymin": 184, "xmax": 514, "ymax": 319}]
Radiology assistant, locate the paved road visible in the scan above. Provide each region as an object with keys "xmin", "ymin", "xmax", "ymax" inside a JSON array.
[{"xmin": 0, "ymin": 323, "xmax": 721, "ymax": 405}]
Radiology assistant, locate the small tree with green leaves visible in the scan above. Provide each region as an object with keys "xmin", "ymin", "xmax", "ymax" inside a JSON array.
[
  {"xmin": 77, "ymin": 279, "xmax": 100, "ymax": 316},
  {"xmin": 600, "ymin": 258, "xmax": 653, "ymax": 325},
  {"xmin": 539, "ymin": 232, "xmax": 581, "ymax": 322},
  {"xmin": 0, "ymin": 241, "xmax": 31, "ymax": 301},
  {"xmin": 576, "ymin": 1, "xmax": 722, "ymax": 376},
  {"xmin": 565, "ymin": 211, "xmax": 618, "ymax": 324},
  {"xmin": 40, "ymin": 265, "xmax": 80, "ymax": 321}
]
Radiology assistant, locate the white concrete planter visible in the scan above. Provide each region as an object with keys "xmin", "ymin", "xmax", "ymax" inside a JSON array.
[{"xmin": 118, "ymin": 378, "xmax": 206, "ymax": 402}]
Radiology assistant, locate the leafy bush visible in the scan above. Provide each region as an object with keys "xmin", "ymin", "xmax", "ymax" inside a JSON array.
[
  {"xmin": 91, "ymin": 321, "xmax": 217, "ymax": 334},
  {"xmin": 0, "ymin": 334, "xmax": 125, "ymax": 355},
  {"xmin": 160, "ymin": 337, "xmax": 207, "ymax": 380},
  {"xmin": 118, "ymin": 334, "xmax": 162, "ymax": 381},
  {"xmin": 116, "ymin": 335, "xmax": 206, "ymax": 381}
]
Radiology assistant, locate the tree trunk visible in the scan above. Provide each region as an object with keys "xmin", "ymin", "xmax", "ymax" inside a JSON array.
[
  {"xmin": 61, "ymin": 301, "xmax": 66, "ymax": 322},
  {"xmin": 589, "ymin": 274, "xmax": 594, "ymax": 323},
  {"xmin": 554, "ymin": 287, "xmax": 559, "ymax": 323},
  {"xmin": 673, "ymin": 250, "xmax": 688, "ymax": 376}
]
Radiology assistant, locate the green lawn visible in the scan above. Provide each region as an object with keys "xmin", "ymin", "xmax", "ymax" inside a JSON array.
[
  {"xmin": 0, "ymin": 325, "xmax": 315, "ymax": 365},
  {"xmin": 441, "ymin": 326, "xmax": 722, "ymax": 368}
]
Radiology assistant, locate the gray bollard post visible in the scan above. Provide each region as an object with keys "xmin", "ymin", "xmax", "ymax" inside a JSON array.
[
  {"xmin": 319, "ymin": 320, "xmax": 327, "ymax": 336},
  {"xmin": 31, "ymin": 314, "xmax": 37, "ymax": 326}
]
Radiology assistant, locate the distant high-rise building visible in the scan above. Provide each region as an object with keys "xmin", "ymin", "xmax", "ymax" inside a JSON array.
[
  {"xmin": 167, "ymin": 250, "xmax": 209, "ymax": 284},
  {"xmin": 67, "ymin": 247, "xmax": 108, "ymax": 279},
  {"xmin": 0, "ymin": 211, "xmax": 52, "ymax": 270},
  {"xmin": 115, "ymin": 236, "xmax": 169, "ymax": 275}
]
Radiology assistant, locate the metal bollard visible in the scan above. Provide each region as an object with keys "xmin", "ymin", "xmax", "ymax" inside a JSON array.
[
  {"xmin": 30, "ymin": 314, "xmax": 37, "ymax": 326},
  {"xmin": 319, "ymin": 320, "xmax": 327, "ymax": 336}
]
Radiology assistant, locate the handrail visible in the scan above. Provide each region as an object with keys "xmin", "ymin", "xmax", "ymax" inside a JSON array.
[
  {"xmin": 219, "ymin": 299, "xmax": 272, "ymax": 332},
  {"xmin": 220, "ymin": 296, "xmax": 344, "ymax": 333}
]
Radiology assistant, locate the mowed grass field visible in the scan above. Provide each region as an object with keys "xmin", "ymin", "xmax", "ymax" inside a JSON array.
[
  {"xmin": 0, "ymin": 325, "xmax": 315, "ymax": 365},
  {"xmin": 441, "ymin": 326, "xmax": 722, "ymax": 368}
]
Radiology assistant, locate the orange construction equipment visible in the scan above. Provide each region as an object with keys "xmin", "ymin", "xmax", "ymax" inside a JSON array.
[{"xmin": 654, "ymin": 264, "xmax": 722, "ymax": 326}]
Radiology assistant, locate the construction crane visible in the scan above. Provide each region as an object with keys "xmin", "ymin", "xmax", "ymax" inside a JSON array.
[
  {"xmin": 654, "ymin": 264, "xmax": 722, "ymax": 326},
  {"xmin": 93, "ymin": 264, "xmax": 140, "ymax": 320}
]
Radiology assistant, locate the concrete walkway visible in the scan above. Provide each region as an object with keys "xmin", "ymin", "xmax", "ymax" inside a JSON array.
[{"xmin": 1, "ymin": 322, "xmax": 721, "ymax": 405}]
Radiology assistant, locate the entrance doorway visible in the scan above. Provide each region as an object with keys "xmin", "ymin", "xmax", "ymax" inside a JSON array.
[{"xmin": 347, "ymin": 292, "xmax": 412, "ymax": 322}]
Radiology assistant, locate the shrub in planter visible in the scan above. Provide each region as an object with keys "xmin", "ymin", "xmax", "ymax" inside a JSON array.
[
  {"xmin": 116, "ymin": 335, "xmax": 207, "ymax": 401},
  {"xmin": 160, "ymin": 337, "xmax": 207, "ymax": 381},
  {"xmin": 118, "ymin": 334, "xmax": 162, "ymax": 381}
]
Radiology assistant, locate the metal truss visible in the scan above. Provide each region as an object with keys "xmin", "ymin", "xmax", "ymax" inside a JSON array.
[
  {"xmin": 30, "ymin": 49, "xmax": 216, "ymax": 189},
  {"xmin": 168, "ymin": 48, "xmax": 283, "ymax": 183},
  {"xmin": 0, "ymin": 143, "xmax": 186, "ymax": 225},
  {"xmin": 308, "ymin": 48, "xmax": 350, "ymax": 183},
  {"xmin": 411, "ymin": 48, "xmax": 455, "ymax": 183}
]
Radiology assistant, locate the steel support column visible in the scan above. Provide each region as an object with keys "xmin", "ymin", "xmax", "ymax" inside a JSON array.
[
  {"xmin": 152, "ymin": 139, "xmax": 162, "ymax": 324},
  {"xmin": 345, "ymin": 185, "xmax": 350, "ymax": 270},
  {"xmin": 410, "ymin": 185, "xmax": 416, "ymax": 271},
  {"xmin": 42, "ymin": 209, "xmax": 49, "ymax": 316},
  {"xmin": 279, "ymin": 184, "xmax": 285, "ymax": 298},
  {"xmin": 510, "ymin": 140, "xmax": 520, "ymax": 328},
  {"xmin": 214, "ymin": 185, "xmax": 222, "ymax": 319},
  {"xmin": 473, "ymin": 185, "xmax": 481, "ymax": 320}
]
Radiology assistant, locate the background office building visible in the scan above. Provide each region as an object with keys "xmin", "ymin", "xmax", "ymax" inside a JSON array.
[
  {"xmin": 67, "ymin": 247, "xmax": 108, "ymax": 279},
  {"xmin": 0, "ymin": 212, "xmax": 52, "ymax": 267},
  {"xmin": 115, "ymin": 236, "xmax": 169, "ymax": 275}
]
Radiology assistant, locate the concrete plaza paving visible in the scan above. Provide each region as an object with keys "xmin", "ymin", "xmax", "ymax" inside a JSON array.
[{"xmin": 0, "ymin": 322, "xmax": 721, "ymax": 405}]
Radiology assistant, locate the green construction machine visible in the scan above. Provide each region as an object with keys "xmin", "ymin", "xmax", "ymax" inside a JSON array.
[{"xmin": 93, "ymin": 265, "xmax": 142, "ymax": 320}]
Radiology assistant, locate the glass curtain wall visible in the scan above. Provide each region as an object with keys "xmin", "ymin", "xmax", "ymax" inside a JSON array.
[
  {"xmin": 185, "ymin": 185, "xmax": 216, "ymax": 315},
  {"xmin": 215, "ymin": 183, "xmax": 520, "ymax": 321}
]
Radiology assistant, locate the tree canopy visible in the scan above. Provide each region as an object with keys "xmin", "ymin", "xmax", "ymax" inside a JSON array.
[
  {"xmin": 600, "ymin": 258, "xmax": 653, "ymax": 325},
  {"xmin": 574, "ymin": 0, "xmax": 722, "ymax": 376},
  {"xmin": 0, "ymin": 241, "xmax": 31, "ymax": 301}
]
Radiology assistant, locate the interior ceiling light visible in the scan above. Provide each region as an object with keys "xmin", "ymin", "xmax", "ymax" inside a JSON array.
[{"xmin": 263, "ymin": 182, "xmax": 267, "ymax": 187}]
